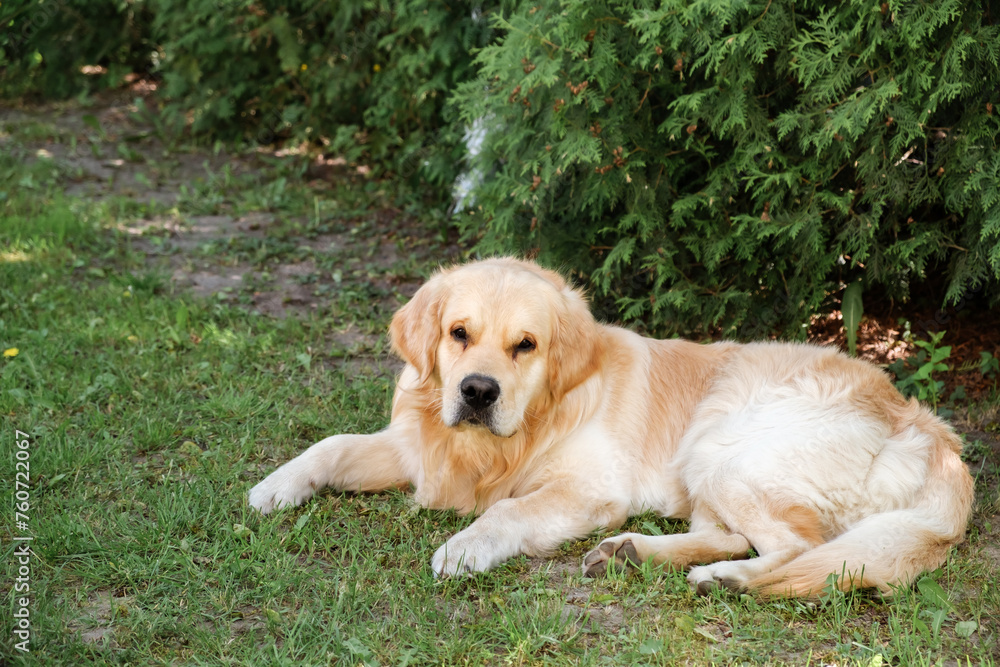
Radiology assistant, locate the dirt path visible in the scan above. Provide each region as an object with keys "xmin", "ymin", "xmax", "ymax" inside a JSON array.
[{"xmin": 2, "ymin": 92, "xmax": 463, "ymax": 370}]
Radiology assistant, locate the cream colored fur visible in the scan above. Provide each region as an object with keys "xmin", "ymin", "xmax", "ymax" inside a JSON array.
[{"xmin": 248, "ymin": 258, "xmax": 974, "ymax": 597}]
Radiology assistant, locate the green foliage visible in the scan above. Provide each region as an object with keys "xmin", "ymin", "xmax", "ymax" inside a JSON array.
[
  {"xmin": 979, "ymin": 350, "xmax": 1000, "ymax": 378},
  {"xmin": 2, "ymin": 1, "xmax": 504, "ymax": 196},
  {"xmin": 901, "ymin": 573, "xmax": 976, "ymax": 646},
  {"xmin": 889, "ymin": 330, "xmax": 952, "ymax": 413},
  {"xmin": 6, "ymin": 0, "xmax": 1000, "ymax": 335},
  {"xmin": 0, "ymin": 0, "xmax": 153, "ymax": 98},
  {"xmin": 454, "ymin": 0, "xmax": 1000, "ymax": 336},
  {"xmin": 148, "ymin": 0, "xmax": 502, "ymax": 190}
]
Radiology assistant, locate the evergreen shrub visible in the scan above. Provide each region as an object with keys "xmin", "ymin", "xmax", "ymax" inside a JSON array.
[
  {"xmin": 5, "ymin": 1, "xmax": 999, "ymax": 337},
  {"xmin": 454, "ymin": 0, "xmax": 1000, "ymax": 336}
]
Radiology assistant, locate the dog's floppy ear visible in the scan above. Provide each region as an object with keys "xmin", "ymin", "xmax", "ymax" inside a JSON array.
[
  {"xmin": 548, "ymin": 284, "xmax": 603, "ymax": 401},
  {"xmin": 390, "ymin": 273, "xmax": 445, "ymax": 384}
]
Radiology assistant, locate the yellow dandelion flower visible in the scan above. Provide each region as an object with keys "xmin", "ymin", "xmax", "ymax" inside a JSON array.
[
  {"xmin": 373, "ymin": 64, "xmax": 381, "ymax": 73},
  {"xmin": 300, "ymin": 63, "xmax": 307, "ymax": 71},
  {"xmin": 3, "ymin": 348, "xmax": 18, "ymax": 358}
]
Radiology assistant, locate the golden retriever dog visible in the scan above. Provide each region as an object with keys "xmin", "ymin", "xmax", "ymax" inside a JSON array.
[{"xmin": 248, "ymin": 257, "xmax": 974, "ymax": 597}]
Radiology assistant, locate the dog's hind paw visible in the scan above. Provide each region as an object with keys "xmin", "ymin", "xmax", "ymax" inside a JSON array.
[
  {"xmin": 687, "ymin": 564, "xmax": 744, "ymax": 596},
  {"xmin": 581, "ymin": 537, "xmax": 640, "ymax": 578}
]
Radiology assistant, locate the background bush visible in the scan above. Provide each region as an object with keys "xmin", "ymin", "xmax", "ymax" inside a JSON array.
[
  {"xmin": 3, "ymin": 0, "xmax": 999, "ymax": 336},
  {"xmin": 149, "ymin": 0, "xmax": 502, "ymax": 191},
  {"xmin": 455, "ymin": 0, "xmax": 1000, "ymax": 336},
  {"xmin": 0, "ymin": 0, "xmax": 153, "ymax": 98},
  {"xmin": 2, "ymin": 0, "xmax": 503, "ymax": 193}
]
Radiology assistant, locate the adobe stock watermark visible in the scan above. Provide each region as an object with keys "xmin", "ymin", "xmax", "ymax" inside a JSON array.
[
  {"xmin": 3, "ymin": 0, "xmax": 68, "ymax": 53},
  {"xmin": 11, "ymin": 429, "xmax": 33, "ymax": 653}
]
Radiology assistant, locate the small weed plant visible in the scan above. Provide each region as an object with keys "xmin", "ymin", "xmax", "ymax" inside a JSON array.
[{"xmin": 889, "ymin": 330, "xmax": 953, "ymax": 415}]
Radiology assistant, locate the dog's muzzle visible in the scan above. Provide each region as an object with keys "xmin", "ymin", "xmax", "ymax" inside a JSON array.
[
  {"xmin": 454, "ymin": 374, "xmax": 503, "ymax": 432},
  {"xmin": 460, "ymin": 374, "xmax": 500, "ymax": 410}
]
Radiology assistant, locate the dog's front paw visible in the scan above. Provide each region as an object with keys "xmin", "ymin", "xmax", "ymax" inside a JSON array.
[
  {"xmin": 581, "ymin": 534, "xmax": 641, "ymax": 578},
  {"xmin": 248, "ymin": 458, "xmax": 318, "ymax": 514},
  {"xmin": 431, "ymin": 532, "xmax": 503, "ymax": 577}
]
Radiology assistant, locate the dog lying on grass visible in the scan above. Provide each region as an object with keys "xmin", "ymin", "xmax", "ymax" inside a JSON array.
[{"xmin": 249, "ymin": 257, "xmax": 973, "ymax": 597}]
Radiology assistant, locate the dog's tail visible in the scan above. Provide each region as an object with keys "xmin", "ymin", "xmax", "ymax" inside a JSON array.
[{"xmin": 747, "ymin": 426, "xmax": 974, "ymax": 598}]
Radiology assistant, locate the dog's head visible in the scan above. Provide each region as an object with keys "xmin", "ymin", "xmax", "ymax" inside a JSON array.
[{"xmin": 389, "ymin": 258, "xmax": 601, "ymax": 437}]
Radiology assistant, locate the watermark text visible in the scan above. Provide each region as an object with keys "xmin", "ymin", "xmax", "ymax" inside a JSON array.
[{"xmin": 12, "ymin": 429, "xmax": 32, "ymax": 653}]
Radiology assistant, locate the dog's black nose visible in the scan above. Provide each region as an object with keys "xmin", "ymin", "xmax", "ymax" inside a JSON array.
[{"xmin": 460, "ymin": 374, "xmax": 500, "ymax": 409}]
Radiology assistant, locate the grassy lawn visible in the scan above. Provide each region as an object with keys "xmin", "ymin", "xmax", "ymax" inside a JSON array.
[{"xmin": 2, "ymin": 101, "xmax": 998, "ymax": 666}]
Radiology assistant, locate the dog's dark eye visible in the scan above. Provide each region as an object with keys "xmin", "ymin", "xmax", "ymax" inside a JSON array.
[
  {"xmin": 516, "ymin": 338, "xmax": 535, "ymax": 352},
  {"xmin": 451, "ymin": 327, "xmax": 467, "ymax": 343}
]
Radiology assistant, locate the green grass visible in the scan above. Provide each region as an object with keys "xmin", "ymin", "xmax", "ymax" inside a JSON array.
[{"xmin": 1, "ymin": 119, "xmax": 998, "ymax": 665}]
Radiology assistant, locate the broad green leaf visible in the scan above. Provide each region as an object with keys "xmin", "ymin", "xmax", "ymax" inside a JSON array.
[
  {"xmin": 955, "ymin": 620, "xmax": 978, "ymax": 637},
  {"xmin": 176, "ymin": 302, "xmax": 189, "ymax": 331},
  {"xmin": 930, "ymin": 607, "xmax": 949, "ymax": 637},
  {"xmin": 694, "ymin": 627, "xmax": 720, "ymax": 642},
  {"xmin": 639, "ymin": 639, "xmax": 666, "ymax": 655},
  {"xmin": 917, "ymin": 575, "xmax": 952, "ymax": 611},
  {"xmin": 842, "ymin": 280, "xmax": 863, "ymax": 356},
  {"xmin": 675, "ymin": 614, "xmax": 696, "ymax": 632},
  {"xmin": 641, "ymin": 520, "xmax": 664, "ymax": 536}
]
